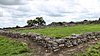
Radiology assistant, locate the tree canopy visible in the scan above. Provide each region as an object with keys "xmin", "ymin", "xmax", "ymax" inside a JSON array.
[{"xmin": 27, "ymin": 17, "xmax": 46, "ymax": 27}]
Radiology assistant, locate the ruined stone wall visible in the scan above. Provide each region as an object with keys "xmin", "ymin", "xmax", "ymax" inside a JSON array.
[{"xmin": 0, "ymin": 30, "xmax": 100, "ymax": 52}]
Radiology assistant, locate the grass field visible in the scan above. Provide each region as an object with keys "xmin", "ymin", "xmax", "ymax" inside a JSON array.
[
  {"xmin": 75, "ymin": 42, "xmax": 100, "ymax": 56},
  {"xmin": 0, "ymin": 35, "xmax": 31, "ymax": 56},
  {"xmin": 15, "ymin": 24, "xmax": 100, "ymax": 38}
]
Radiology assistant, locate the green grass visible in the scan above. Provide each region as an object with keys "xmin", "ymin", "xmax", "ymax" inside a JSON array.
[
  {"xmin": 0, "ymin": 35, "xmax": 31, "ymax": 56},
  {"xmin": 15, "ymin": 24, "xmax": 100, "ymax": 38},
  {"xmin": 74, "ymin": 42, "xmax": 100, "ymax": 56}
]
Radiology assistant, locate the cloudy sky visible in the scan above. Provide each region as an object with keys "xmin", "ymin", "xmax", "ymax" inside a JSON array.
[{"xmin": 0, "ymin": 0, "xmax": 100, "ymax": 28}]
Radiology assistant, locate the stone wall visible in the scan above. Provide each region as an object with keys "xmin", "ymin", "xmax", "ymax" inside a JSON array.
[
  {"xmin": 0, "ymin": 30, "xmax": 100, "ymax": 52},
  {"xmin": 48, "ymin": 18, "xmax": 100, "ymax": 27}
]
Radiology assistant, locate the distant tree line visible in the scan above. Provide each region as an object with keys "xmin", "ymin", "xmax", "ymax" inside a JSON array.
[
  {"xmin": 75, "ymin": 18, "xmax": 100, "ymax": 24},
  {"xmin": 48, "ymin": 18, "xmax": 100, "ymax": 26},
  {"xmin": 1, "ymin": 17, "xmax": 100, "ymax": 29}
]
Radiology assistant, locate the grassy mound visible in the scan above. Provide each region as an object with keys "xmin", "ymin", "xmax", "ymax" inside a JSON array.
[
  {"xmin": 15, "ymin": 24, "xmax": 100, "ymax": 38},
  {"xmin": 74, "ymin": 42, "xmax": 100, "ymax": 56},
  {"xmin": 0, "ymin": 36, "xmax": 31, "ymax": 56}
]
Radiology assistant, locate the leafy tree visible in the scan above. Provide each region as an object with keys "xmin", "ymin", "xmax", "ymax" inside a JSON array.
[
  {"xmin": 27, "ymin": 17, "xmax": 46, "ymax": 27},
  {"xmin": 99, "ymin": 18, "xmax": 100, "ymax": 21},
  {"xmin": 83, "ymin": 20, "xmax": 88, "ymax": 22},
  {"xmin": 36, "ymin": 17, "xmax": 46, "ymax": 26},
  {"xmin": 69, "ymin": 21, "xmax": 74, "ymax": 24},
  {"xmin": 58, "ymin": 22, "xmax": 63, "ymax": 25},
  {"xmin": 15, "ymin": 25, "xmax": 20, "ymax": 28},
  {"xmin": 32, "ymin": 20, "xmax": 38, "ymax": 25},
  {"xmin": 27, "ymin": 20, "xmax": 34, "ymax": 26}
]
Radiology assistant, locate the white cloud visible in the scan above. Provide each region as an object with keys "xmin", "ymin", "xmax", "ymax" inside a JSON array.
[
  {"xmin": 0, "ymin": 0, "xmax": 27, "ymax": 5},
  {"xmin": 0, "ymin": 0, "xmax": 100, "ymax": 28}
]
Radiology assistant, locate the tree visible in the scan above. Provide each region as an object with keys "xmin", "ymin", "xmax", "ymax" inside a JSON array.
[
  {"xmin": 27, "ymin": 17, "xmax": 46, "ymax": 27},
  {"xmin": 83, "ymin": 20, "xmax": 88, "ymax": 22},
  {"xmin": 99, "ymin": 18, "xmax": 100, "ymax": 21},
  {"xmin": 32, "ymin": 20, "xmax": 38, "ymax": 25},
  {"xmin": 83, "ymin": 20, "xmax": 89, "ymax": 24},
  {"xmin": 35, "ymin": 17, "xmax": 46, "ymax": 26},
  {"xmin": 69, "ymin": 21, "xmax": 74, "ymax": 24},
  {"xmin": 58, "ymin": 22, "xmax": 63, "ymax": 25},
  {"xmin": 27, "ymin": 20, "xmax": 34, "ymax": 26},
  {"xmin": 15, "ymin": 25, "xmax": 20, "ymax": 28}
]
